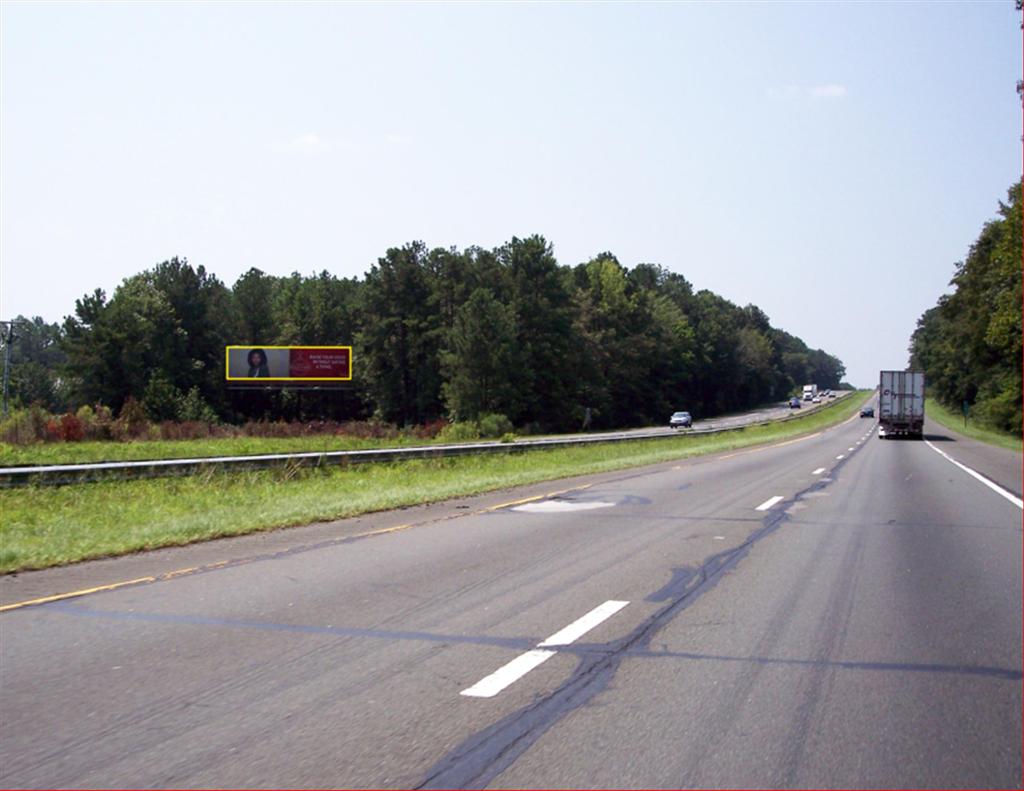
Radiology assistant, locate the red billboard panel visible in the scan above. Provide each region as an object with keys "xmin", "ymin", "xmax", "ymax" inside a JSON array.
[
  {"xmin": 226, "ymin": 346, "xmax": 352, "ymax": 381},
  {"xmin": 288, "ymin": 347, "xmax": 351, "ymax": 379}
]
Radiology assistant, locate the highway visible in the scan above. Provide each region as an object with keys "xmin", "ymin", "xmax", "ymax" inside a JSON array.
[{"xmin": 1, "ymin": 396, "xmax": 1020, "ymax": 788}]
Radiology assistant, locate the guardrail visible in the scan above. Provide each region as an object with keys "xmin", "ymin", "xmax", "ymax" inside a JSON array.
[{"xmin": 0, "ymin": 394, "xmax": 851, "ymax": 488}]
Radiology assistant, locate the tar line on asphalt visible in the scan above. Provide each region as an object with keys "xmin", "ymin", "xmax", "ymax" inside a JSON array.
[
  {"xmin": 924, "ymin": 440, "xmax": 1023, "ymax": 510},
  {"xmin": 461, "ymin": 600, "xmax": 629, "ymax": 698}
]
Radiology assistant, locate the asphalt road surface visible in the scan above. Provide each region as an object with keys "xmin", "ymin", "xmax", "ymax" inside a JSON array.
[
  {"xmin": 1, "ymin": 396, "xmax": 1020, "ymax": 788},
  {"xmin": 543, "ymin": 392, "xmax": 844, "ymax": 441}
]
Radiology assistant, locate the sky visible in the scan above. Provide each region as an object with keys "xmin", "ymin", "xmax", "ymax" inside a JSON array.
[{"xmin": 1, "ymin": 1, "xmax": 1020, "ymax": 388}]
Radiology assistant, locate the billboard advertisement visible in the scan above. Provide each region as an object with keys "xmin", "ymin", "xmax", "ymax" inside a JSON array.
[{"xmin": 225, "ymin": 346, "xmax": 352, "ymax": 381}]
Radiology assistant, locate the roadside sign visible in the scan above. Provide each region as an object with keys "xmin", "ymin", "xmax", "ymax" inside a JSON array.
[{"xmin": 225, "ymin": 346, "xmax": 352, "ymax": 381}]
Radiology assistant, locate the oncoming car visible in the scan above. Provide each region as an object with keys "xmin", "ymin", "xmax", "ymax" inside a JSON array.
[
  {"xmin": 669, "ymin": 411, "xmax": 692, "ymax": 429},
  {"xmin": 789, "ymin": 397, "xmax": 802, "ymax": 409}
]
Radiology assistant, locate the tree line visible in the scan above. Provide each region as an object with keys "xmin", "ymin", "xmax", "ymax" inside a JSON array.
[
  {"xmin": 910, "ymin": 182, "xmax": 1022, "ymax": 436},
  {"xmin": 6, "ymin": 235, "xmax": 846, "ymax": 433}
]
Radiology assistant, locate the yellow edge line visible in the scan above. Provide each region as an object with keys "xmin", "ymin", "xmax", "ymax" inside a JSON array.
[
  {"xmin": 481, "ymin": 484, "xmax": 593, "ymax": 513},
  {"xmin": 1, "ymin": 405, "xmax": 863, "ymax": 613},
  {"xmin": 0, "ymin": 485, "xmax": 593, "ymax": 613},
  {"xmin": 0, "ymin": 576, "xmax": 156, "ymax": 612}
]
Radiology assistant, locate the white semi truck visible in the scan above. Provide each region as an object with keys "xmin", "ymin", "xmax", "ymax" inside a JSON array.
[
  {"xmin": 878, "ymin": 370, "xmax": 925, "ymax": 439},
  {"xmin": 802, "ymin": 384, "xmax": 818, "ymax": 401}
]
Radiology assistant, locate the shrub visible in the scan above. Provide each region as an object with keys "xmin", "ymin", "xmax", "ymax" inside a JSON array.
[
  {"xmin": 44, "ymin": 413, "xmax": 86, "ymax": 442},
  {"xmin": 178, "ymin": 387, "xmax": 220, "ymax": 424},
  {"xmin": 332, "ymin": 420, "xmax": 399, "ymax": 440},
  {"xmin": 242, "ymin": 420, "xmax": 299, "ymax": 438},
  {"xmin": 44, "ymin": 418, "xmax": 63, "ymax": 442},
  {"xmin": 438, "ymin": 421, "xmax": 481, "ymax": 443},
  {"xmin": 84, "ymin": 404, "xmax": 115, "ymax": 441},
  {"xmin": 114, "ymin": 397, "xmax": 151, "ymax": 440},
  {"xmin": 974, "ymin": 392, "xmax": 1023, "ymax": 436},
  {"xmin": 0, "ymin": 407, "xmax": 51, "ymax": 444},
  {"xmin": 411, "ymin": 418, "xmax": 448, "ymax": 440},
  {"xmin": 477, "ymin": 413, "xmax": 514, "ymax": 439},
  {"xmin": 477, "ymin": 413, "xmax": 516, "ymax": 438},
  {"xmin": 59, "ymin": 413, "xmax": 86, "ymax": 442},
  {"xmin": 158, "ymin": 420, "xmax": 220, "ymax": 441},
  {"xmin": 143, "ymin": 373, "xmax": 184, "ymax": 422}
]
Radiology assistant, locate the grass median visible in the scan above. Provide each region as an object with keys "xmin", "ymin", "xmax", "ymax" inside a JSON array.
[
  {"xmin": 0, "ymin": 392, "xmax": 868, "ymax": 574},
  {"xmin": 0, "ymin": 433, "xmax": 436, "ymax": 467}
]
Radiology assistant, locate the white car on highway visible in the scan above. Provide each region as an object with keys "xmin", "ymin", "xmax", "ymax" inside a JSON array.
[{"xmin": 669, "ymin": 411, "xmax": 692, "ymax": 428}]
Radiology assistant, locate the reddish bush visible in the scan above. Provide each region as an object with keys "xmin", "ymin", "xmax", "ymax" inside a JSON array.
[
  {"xmin": 42, "ymin": 413, "xmax": 86, "ymax": 442},
  {"xmin": 335, "ymin": 420, "xmax": 399, "ymax": 440},
  {"xmin": 242, "ymin": 420, "xmax": 301, "ymax": 438},
  {"xmin": 410, "ymin": 419, "xmax": 449, "ymax": 439},
  {"xmin": 45, "ymin": 418, "xmax": 63, "ymax": 441},
  {"xmin": 59, "ymin": 413, "xmax": 86, "ymax": 442},
  {"xmin": 157, "ymin": 420, "xmax": 234, "ymax": 441}
]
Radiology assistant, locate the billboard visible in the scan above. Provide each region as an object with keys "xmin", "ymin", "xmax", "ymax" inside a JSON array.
[{"xmin": 225, "ymin": 346, "xmax": 352, "ymax": 381}]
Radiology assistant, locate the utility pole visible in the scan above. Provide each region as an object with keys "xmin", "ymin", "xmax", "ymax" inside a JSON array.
[{"xmin": 1, "ymin": 320, "xmax": 17, "ymax": 418}]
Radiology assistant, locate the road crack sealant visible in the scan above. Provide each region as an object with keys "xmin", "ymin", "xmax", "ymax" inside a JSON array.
[{"xmin": 415, "ymin": 453, "xmax": 856, "ymax": 789}]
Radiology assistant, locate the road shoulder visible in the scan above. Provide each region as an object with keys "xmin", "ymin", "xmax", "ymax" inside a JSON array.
[{"xmin": 922, "ymin": 417, "xmax": 1022, "ymax": 499}]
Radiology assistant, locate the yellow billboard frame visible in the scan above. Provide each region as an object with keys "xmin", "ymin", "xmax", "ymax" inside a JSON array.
[{"xmin": 225, "ymin": 345, "xmax": 353, "ymax": 381}]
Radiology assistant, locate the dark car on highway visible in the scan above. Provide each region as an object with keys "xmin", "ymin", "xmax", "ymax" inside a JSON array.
[
  {"xmin": 669, "ymin": 411, "xmax": 692, "ymax": 428},
  {"xmin": 860, "ymin": 406, "xmax": 875, "ymax": 418},
  {"xmin": 789, "ymin": 397, "xmax": 802, "ymax": 409}
]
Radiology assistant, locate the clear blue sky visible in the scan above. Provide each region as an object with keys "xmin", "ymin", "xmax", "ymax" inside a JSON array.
[{"xmin": 2, "ymin": 1, "xmax": 1019, "ymax": 387}]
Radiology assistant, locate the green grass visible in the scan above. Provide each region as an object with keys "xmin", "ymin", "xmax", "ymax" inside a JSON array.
[
  {"xmin": 1, "ymin": 396, "xmax": 848, "ymax": 466},
  {"xmin": 0, "ymin": 392, "xmax": 868, "ymax": 574},
  {"xmin": 0, "ymin": 433, "xmax": 438, "ymax": 467},
  {"xmin": 926, "ymin": 399, "xmax": 1022, "ymax": 452}
]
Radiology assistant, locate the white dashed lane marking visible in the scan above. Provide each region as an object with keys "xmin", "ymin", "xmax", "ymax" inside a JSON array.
[
  {"xmin": 755, "ymin": 495, "xmax": 785, "ymax": 511},
  {"xmin": 461, "ymin": 600, "xmax": 629, "ymax": 698}
]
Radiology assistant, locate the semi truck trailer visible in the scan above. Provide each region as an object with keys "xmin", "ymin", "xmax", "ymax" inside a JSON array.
[{"xmin": 878, "ymin": 370, "xmax": 925, "ymax": 439}]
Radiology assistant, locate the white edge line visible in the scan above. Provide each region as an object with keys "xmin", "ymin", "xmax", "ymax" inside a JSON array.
[
  {"xmin": 924, "ymin": 441, "xmax": 1023, "ymax": 510},
  {"xmin": 461, "ymin": 600, "xmax": 629, "ymax": 698},
  {"xmin": 755, "ymin": 495, "xmax": 785, "ymax": 511}
]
